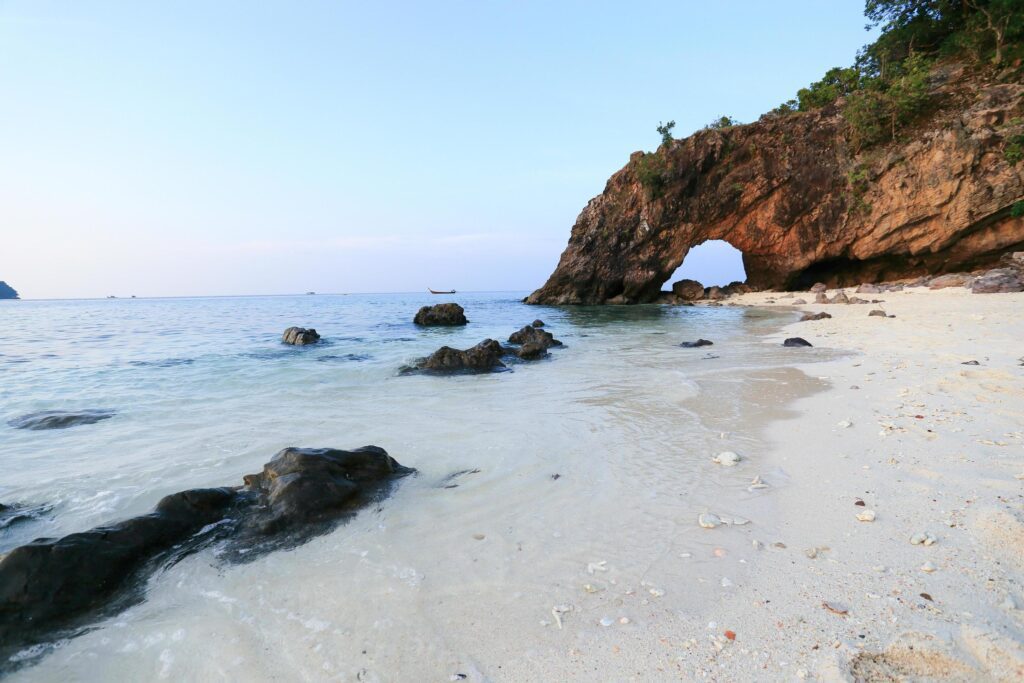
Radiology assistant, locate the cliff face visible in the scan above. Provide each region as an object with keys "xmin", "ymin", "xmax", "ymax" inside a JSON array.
[{"xmin": 527, "ymin": 65, "xmax": 1024, "ymax": 304}]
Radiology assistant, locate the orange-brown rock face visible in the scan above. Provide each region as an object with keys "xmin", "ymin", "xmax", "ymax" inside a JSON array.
[{"xmin": 527, "ymin": 66, "xmax": 1024, "ymax": 304}]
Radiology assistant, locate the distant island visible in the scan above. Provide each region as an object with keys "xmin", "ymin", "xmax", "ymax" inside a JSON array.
[{"xmin": 0, "ymin": 281, "xmax": 18, "ymax": 300}]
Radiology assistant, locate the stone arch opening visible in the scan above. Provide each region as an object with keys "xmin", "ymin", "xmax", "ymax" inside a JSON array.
[{"xmin": 666, "ymin": 240, "xmax": 746, "ymax": 291}]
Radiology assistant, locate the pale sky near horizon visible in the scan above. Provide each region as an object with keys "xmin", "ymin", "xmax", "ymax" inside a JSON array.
[{"xmin": 1, "ymin": 1, "xmax": 875, "ymax": 299}]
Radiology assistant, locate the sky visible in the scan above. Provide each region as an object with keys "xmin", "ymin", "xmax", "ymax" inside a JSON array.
[{"xmin": 0, "ymin": 1, "xmax": 876, "ymax": 299}]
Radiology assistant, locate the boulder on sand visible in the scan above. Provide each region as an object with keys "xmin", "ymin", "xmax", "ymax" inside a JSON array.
[
  {"xmin": 671, "ymin": 279, "xmax": 705, "ymax": 301},
  {"xmin": 799, "ymin": 312, "xmax": 832, "ymax": 321},
  {"xmin": 413, "ymin": 303, "xmax": 468, "ymax": 326},
  {"xmin": 282, "ymin": 327, "xmax": 321, "ymax": 345},
  {"xmin": 971, "ymin": 268, "xmax": 1023, "ymax": 294},
  {"xmin": 783, "ymin": 337, "xmax": 813, "ymax": 347}
]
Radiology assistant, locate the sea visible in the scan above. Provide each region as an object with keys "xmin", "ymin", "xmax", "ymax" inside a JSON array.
[{"xmin": 0, "ymin": 292, "xmax": 827, "ymax": 680}]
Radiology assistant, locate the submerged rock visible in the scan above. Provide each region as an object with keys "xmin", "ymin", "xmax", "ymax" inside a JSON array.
[
  {"xmin": 282, "ymin": 326, "xmax": 321, "ymax": 345},
  {"xmin": 0, "ymin": 445, "xmax": 413, "ymax": 662},
  {"xmin": 8, "ymin": 409, "xmax": 115, "ymax": 430},
  {"xmin": 783, "ymin": 337, "xmax": 813, "ymax": 347},
  {"xmin": 0, "ymin": 502, "xmax": 51, "ymax": 530},
  {"xmin": 680, "ymin": 339, "xmax": 714, "ymax": 348},
  {"xmin": 413, "ymin": 303, "xmax": 468, "ymax": 326},
  {"xmin": 414, "ymin": 339, "xmax": 506, "ymax": 374}
]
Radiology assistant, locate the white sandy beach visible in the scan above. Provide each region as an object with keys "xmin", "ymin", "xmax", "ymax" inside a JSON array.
[{"xmin": 660, "ymin": 286, "xmax": 1024, "ymax": 681}]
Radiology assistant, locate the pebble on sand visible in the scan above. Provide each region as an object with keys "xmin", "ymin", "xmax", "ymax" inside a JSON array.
[
  {"xmin": 699, "ymin": 513, "xmax": 722, "ymax": 529},
  {"xmin": 921, "ymin": 561, "xmax": 937, "ymax": 573},
  {"xmin": 712, "ymin": 451, "xmax": 742, "ymax": 466},
  {"xmin": 856, "ymin": 509, "xmax": 877, "ymax": 522},
  {"xmin": 910, "ymin": 531, "xmax": 937, "ymax": 546}
]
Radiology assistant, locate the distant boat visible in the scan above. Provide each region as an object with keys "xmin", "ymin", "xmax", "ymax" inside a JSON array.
[
  {"xmin": 106, "ymin": 295, "xmax": 117, "ymax": 299},
  {"xmin": 428, "ymin": 288, "xmax": 456, "ymax": 294},
  {"xmin": 306, "ymin": 291, "xmax": 316, "ymax": 295}
]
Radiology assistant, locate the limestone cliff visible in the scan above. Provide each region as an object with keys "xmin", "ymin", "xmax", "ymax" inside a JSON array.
[{"xmin": 527, "ymin": 64, "xmax": 1024, "ymax": 304}]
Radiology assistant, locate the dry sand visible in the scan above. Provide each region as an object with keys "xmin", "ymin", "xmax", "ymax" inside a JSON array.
[{"xmin": 695, "ymin": 286, "xmax": 1024, "ymax": 681}]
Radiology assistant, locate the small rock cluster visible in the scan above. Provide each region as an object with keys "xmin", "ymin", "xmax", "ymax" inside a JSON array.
[{"xmin": 409, "ymin": 318, "xmax": 564, "ymax": 375}]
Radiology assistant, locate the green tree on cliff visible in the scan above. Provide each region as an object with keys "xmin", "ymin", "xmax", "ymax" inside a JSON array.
[{"xmin": 656, "ymin": 120, "xmax": 675, "ymax": 146}]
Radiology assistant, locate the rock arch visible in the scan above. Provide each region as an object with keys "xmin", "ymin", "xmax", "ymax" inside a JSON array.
[{"xmin": 527, "ymin": 75, "xmax": 1024, "ymax": 305}]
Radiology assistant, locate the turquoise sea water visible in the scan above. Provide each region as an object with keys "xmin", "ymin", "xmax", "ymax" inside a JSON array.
[{"xmin": 0, "ymin": 292, "xmax": 820, "ymax": 680}]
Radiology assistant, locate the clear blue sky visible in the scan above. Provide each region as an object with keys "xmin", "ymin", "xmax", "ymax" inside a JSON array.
[{"xmin": 0, "ymin": 1, "xmax": 875, "ymax": 298}]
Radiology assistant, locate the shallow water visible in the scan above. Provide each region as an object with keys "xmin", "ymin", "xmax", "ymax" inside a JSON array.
[{"xmin": 0, "ymin": 293, "xmax": 829, "ymax": 680}]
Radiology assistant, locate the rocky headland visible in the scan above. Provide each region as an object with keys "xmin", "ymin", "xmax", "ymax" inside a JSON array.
[{"xmin": 527, "ymin": 64, "xmax": 1024, "ymax": 305}]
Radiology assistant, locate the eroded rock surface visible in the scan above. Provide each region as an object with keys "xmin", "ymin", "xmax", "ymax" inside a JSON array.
[
  {"xmin": 282, "ymin": 326, "xmax": 321, "ymax": 345},
  {"xmin": 413, "ymin": 303, "xmax": 468, "ymax": 326},
  {"xmin": 0, "ymin": 446, "xmax": 413, "ymax": 663},
  {"xmin": 414, "ymin": 339, "xmax": 506, "ymax": 374},
  {"xmin": 527, "ymin": 66, "xmax": 1024, "ymax": 304}
]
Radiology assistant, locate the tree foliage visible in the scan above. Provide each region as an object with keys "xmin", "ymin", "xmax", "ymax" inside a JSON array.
[
  {"xmin": 705, "ymin": 115, "xmax": 741, "ymax": 130},
  {"xmin": 656, "ymin": 120, "xmax": 676, "ymax": 146}
]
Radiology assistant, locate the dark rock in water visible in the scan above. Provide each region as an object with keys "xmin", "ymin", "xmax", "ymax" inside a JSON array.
[
  {"xmin": 868, "ymin": 309, "xmax": 888, "ymax": 317},
  {"xmin": 799, "ymin": 312, "xmax": 832, "ymax": 321},
  {"xmin": 509, "ymin": 325, "xmax": 562, "ymax": 349},
  {"xmin": 282, "ymin": 327, "xmax": 321, "ymax": 345},
  {"xmin": 0, "ymin": 281, "xmax": 19, "ymax": 300},
  {"xmin": 0, "ymin": 487, "xmax": 236, "ymax": 656},
  {"xmin": 680, "ymin": 339, "xmax": 713, "ymax": 348},
  {"xmin": 0, "ymin": 502, "xmax": 51, "ymax": 531},
  {"xmin": 413, "ymin": 303, "xmax": 468, "ymax": 326},
  {"xmin": 971, "ymin": 268, "xmax": 1023, "ymax": 294},
  {"xmin": 515, "ymin": 342, "xmax": 548, "ymax": 360},
  {"xmin": 531, "ymin": 319, "xmax": 545, "ymax": 328},
  {"xmin": 8, "ymin": 409, "xmax": 115, "ymax": 430},
  {"xmin": 0, "ymin": 446, "xmax": 412, "ymax": 663},
  {"xmin": 415, "ymin": 339, "xmax": 506, "ymax": 374},
  {"xmin": 238, "ymin": 446, "xmax": 413, "ymax": 541},
  {"xmin": 783, "ymin": 337, "xmax": 813, "ymax": 347},
  {"xmin": 671, "ymin": 279, "xmax": 705, "ymax": 301}
]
